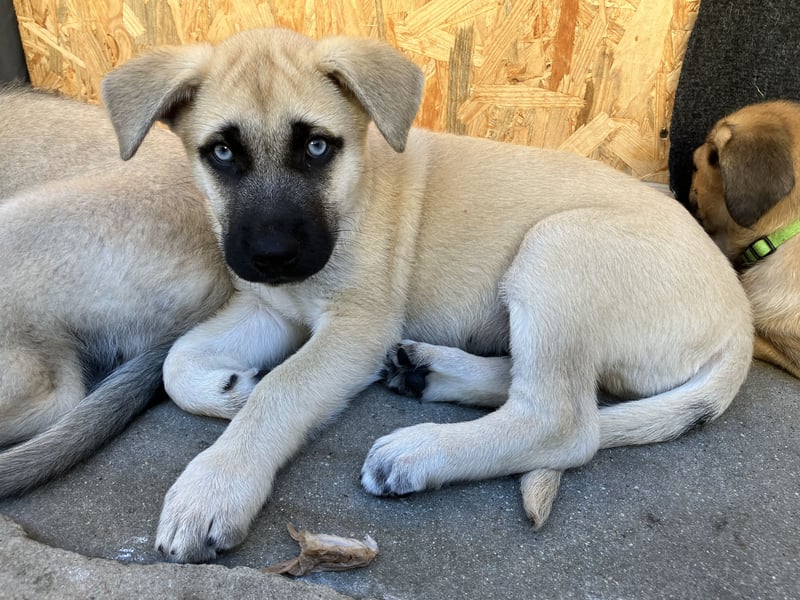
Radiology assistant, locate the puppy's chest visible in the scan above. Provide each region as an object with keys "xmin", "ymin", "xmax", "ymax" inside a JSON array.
[{"xmin": 251, "ymin": 284, "xmax": 328, "ymax": 326}]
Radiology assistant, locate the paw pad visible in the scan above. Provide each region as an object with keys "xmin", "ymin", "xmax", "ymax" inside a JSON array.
[{"xmin": 383, "ymin": 344, "xmax": 429, "ymax": 398}]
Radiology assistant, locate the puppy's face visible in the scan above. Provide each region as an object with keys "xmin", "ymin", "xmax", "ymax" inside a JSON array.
[
  {"xmin": 689, "ymin": 101, "xmax": 798, "ymax": 258},
  {"xmin": 175, "ymin": 32, "xmax": 367, "ymax": 285},
  {"xmin": 102, "ymin": 28, "xmax": 424, "ymax": 285}
]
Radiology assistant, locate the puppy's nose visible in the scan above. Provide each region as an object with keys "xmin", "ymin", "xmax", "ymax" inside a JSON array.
[{"xmin": 250, "ymin": 233, "xmax": 298, "ymax": 274}]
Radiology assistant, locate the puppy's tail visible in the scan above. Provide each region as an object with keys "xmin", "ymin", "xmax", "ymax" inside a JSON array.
[
  {"xmin": 598, "ymin": 327, "xmax": 753, "ymax": 449},
  {"xmin": 0, "ymin": 344, "xmax": 169, "ymax": 497},
  {"xmin": 521, "ymin": 328, "xmax": 752, "ymax": 531}
]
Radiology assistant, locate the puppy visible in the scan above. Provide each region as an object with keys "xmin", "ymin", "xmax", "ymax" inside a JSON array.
[
  {"xmin": 100, "ymin": 28, "xmax": 753, "ymax": 563},
  {"xmin": 690, "ymin": 100, "xmax": 800, "ymax": 379},
  {"xmin": 0, "ymin": 88, "xmax": 233, "ymax": 496}
]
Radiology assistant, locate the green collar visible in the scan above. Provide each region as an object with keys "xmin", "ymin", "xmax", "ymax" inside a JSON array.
[{"xmin": 738, "ymin": 218, "xmax": 800, "ymax": 269}]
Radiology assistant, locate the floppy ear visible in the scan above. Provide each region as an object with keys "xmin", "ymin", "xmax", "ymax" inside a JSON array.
[
  {"xmin": 717, "ymin": 122, "xmax": 796, "ymax": 227},
  {"xmin": 101, "ymin": 44, "xmax": 213, "ymax": 160},
  {"xmin": 315, "ymin": 36, "xmax": 424, "ymax": 152}
]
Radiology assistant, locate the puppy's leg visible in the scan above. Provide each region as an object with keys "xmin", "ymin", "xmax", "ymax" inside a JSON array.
[
  {"xmin": 156, "ymin": 298, "xmax": 398, "ymax": 563},
  {"xmin": 363, "ymin": 350, "xmax": 599, "ymax": 496},
  {"xmin": 363, "ymin": 220, "xmax": 609, "ymax": 496},
  {"xmin": 383, "ymin": 341, "xmax": 562, "ymax": 526},
  {"xmin": 753, "ymin": 334, "xmax": 800, "ymax": 379},
  {"xmin": 0, "ymin": 346, "xmax": 85, "ymax": 445},
  {"xmin": 363, "ymin": 209, "xmax": 750, "ymax": 498},
  {"xmin": 164, "ymin": 290, "xmax": 307, "ymax": 419},
  {"xmin": 384, "ymin": 341, "xmax": 511, "ymax": 407}
]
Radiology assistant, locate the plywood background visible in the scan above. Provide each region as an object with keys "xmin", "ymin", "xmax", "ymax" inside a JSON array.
[{"xmin": 12, "ymin": 0, "xmax": 698, "ymax": 183}]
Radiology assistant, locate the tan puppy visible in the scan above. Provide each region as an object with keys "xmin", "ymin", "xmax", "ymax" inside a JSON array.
[
  {"xmin": 690, "ymin": 100, "xmax": 800, "ymax": 378},
  {"xmin": 101, "ymin": 28, "xmax": 753, "ymax": 563},
  {"xmin": 0, "ymin": 88, "xmax": 233, "ymax": 496}
]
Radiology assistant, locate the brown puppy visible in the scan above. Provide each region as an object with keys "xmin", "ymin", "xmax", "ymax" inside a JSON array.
[{"xmin": 690, "ymin": 100, "xmax": 800, "ymax": 378}]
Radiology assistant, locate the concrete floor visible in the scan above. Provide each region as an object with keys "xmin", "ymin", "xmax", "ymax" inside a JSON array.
[{"xmin": 1, "ymin": 360, "xmax": 798, "ymax": 599}]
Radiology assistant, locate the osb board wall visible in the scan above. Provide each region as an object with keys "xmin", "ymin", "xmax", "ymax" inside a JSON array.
[{"xmin": 12, "ymin": 0, "xmax": 698, "ymax": 182}]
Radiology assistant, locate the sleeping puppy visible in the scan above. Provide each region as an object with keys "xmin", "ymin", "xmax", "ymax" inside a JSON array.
[
  {"xmin": 0, "ymin": 88, "xmax": 233, "ymax": 496},
  {"xmin": 690, "ymin": 100, "xmax": 800, "ymax": 378}
]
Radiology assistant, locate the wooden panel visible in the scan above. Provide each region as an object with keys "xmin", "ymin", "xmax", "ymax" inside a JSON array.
[{"xmin": 12, "ymin": 0, "xmax": 698, "ymax": 182}]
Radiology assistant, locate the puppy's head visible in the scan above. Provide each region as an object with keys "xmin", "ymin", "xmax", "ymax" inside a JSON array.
[
  {"xmin": 101, "ymin": 28, "xmax": 423, "ymax": 285},
  {"xmin": 689, "ymin": 101, "xmax": 798, "ymax": 257}
]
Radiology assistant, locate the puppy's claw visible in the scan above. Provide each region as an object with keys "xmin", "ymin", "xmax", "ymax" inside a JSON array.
[
  {"xmin": 157, "ymin": 515, "xmax": 242, "ymax": 563},
  {"xmin": 361, "ymin": 423, "xmax": 445, "ymax": 497},
  {"xmin": 221, "ymin": 374, "xmax": 239, "ymax": 393},
  {"xmin": 383, "ymin": 342, "xmax": 430, "ymax": 399},
  {"xmin": 397, "ymin": 346, "xmax": 413, "ymax": 367},
  {"xmin": 361, "ymin": 464, "xmax": 418, "ymax": 497},
  {"xmin": 154, "ymin": 447, "xmax": 264, "ymax": 563},
  {"xmin": 361, "ymin": 459, "xmax": 415, "ymax": 497}
]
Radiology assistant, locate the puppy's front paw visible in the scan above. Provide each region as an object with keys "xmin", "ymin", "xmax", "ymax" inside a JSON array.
[
  {"xmin": 166, "ymin": 366, "xmax": 264, "ymax": 420},
  {"xmin": 213, "ymin": 368, "xmax": 264, "ymax": 418},
  {"xmin": 155, "ymin": 448, "xmax": 267, "ymax": 563},
  {"xmin": 361, "ymin": 423, "xmax": 446, "ymax": 496},
  {"xmin": 382, "ymin": 342, "xmax": 430, "ymax": 399}
]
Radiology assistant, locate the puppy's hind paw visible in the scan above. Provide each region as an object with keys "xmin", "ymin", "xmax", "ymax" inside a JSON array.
[
  {"xmin": 382, "ymin": 342, "xmax": 430, "ymax": 399},
  {"xmin": 361, "ymin": 423, "xmax": 446, "ymax": 496}
]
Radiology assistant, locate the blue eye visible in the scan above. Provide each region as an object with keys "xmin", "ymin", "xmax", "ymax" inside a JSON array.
[
  {"xmin": 306, "ymin": 138, "xmax": 329, "ymax": 158},
  {"xmin": 213, "ymin": 144, "xmax": 234, "ymax": 163}
]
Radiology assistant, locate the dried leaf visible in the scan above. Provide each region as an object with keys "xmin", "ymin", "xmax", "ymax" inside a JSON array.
[{"xmin": 263, "ymin": 524, "xmax": 379, "ymax": 577}]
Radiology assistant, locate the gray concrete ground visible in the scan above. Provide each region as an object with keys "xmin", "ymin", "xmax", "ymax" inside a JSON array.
[{"xmin": 1, "ymin": 360, "xmax": 798, "ymax": 599}]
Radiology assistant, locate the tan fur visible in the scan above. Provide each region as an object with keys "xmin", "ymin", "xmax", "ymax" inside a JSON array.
[
  {"xmin": 101, "ymin": 28, "xmax": 753, "ymax": 563},
  {"xmin": 0, "ymin": 88, "xmax": 233, "ymax": 495},
  {"xmin": 690, "ymin": 100, "xmax": 800, "ymax": 378}
]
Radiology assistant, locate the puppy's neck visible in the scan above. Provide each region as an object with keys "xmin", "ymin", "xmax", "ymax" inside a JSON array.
[{"xmin": 722, "ymin": 197, "xmax": 800, "ymax": 261}]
